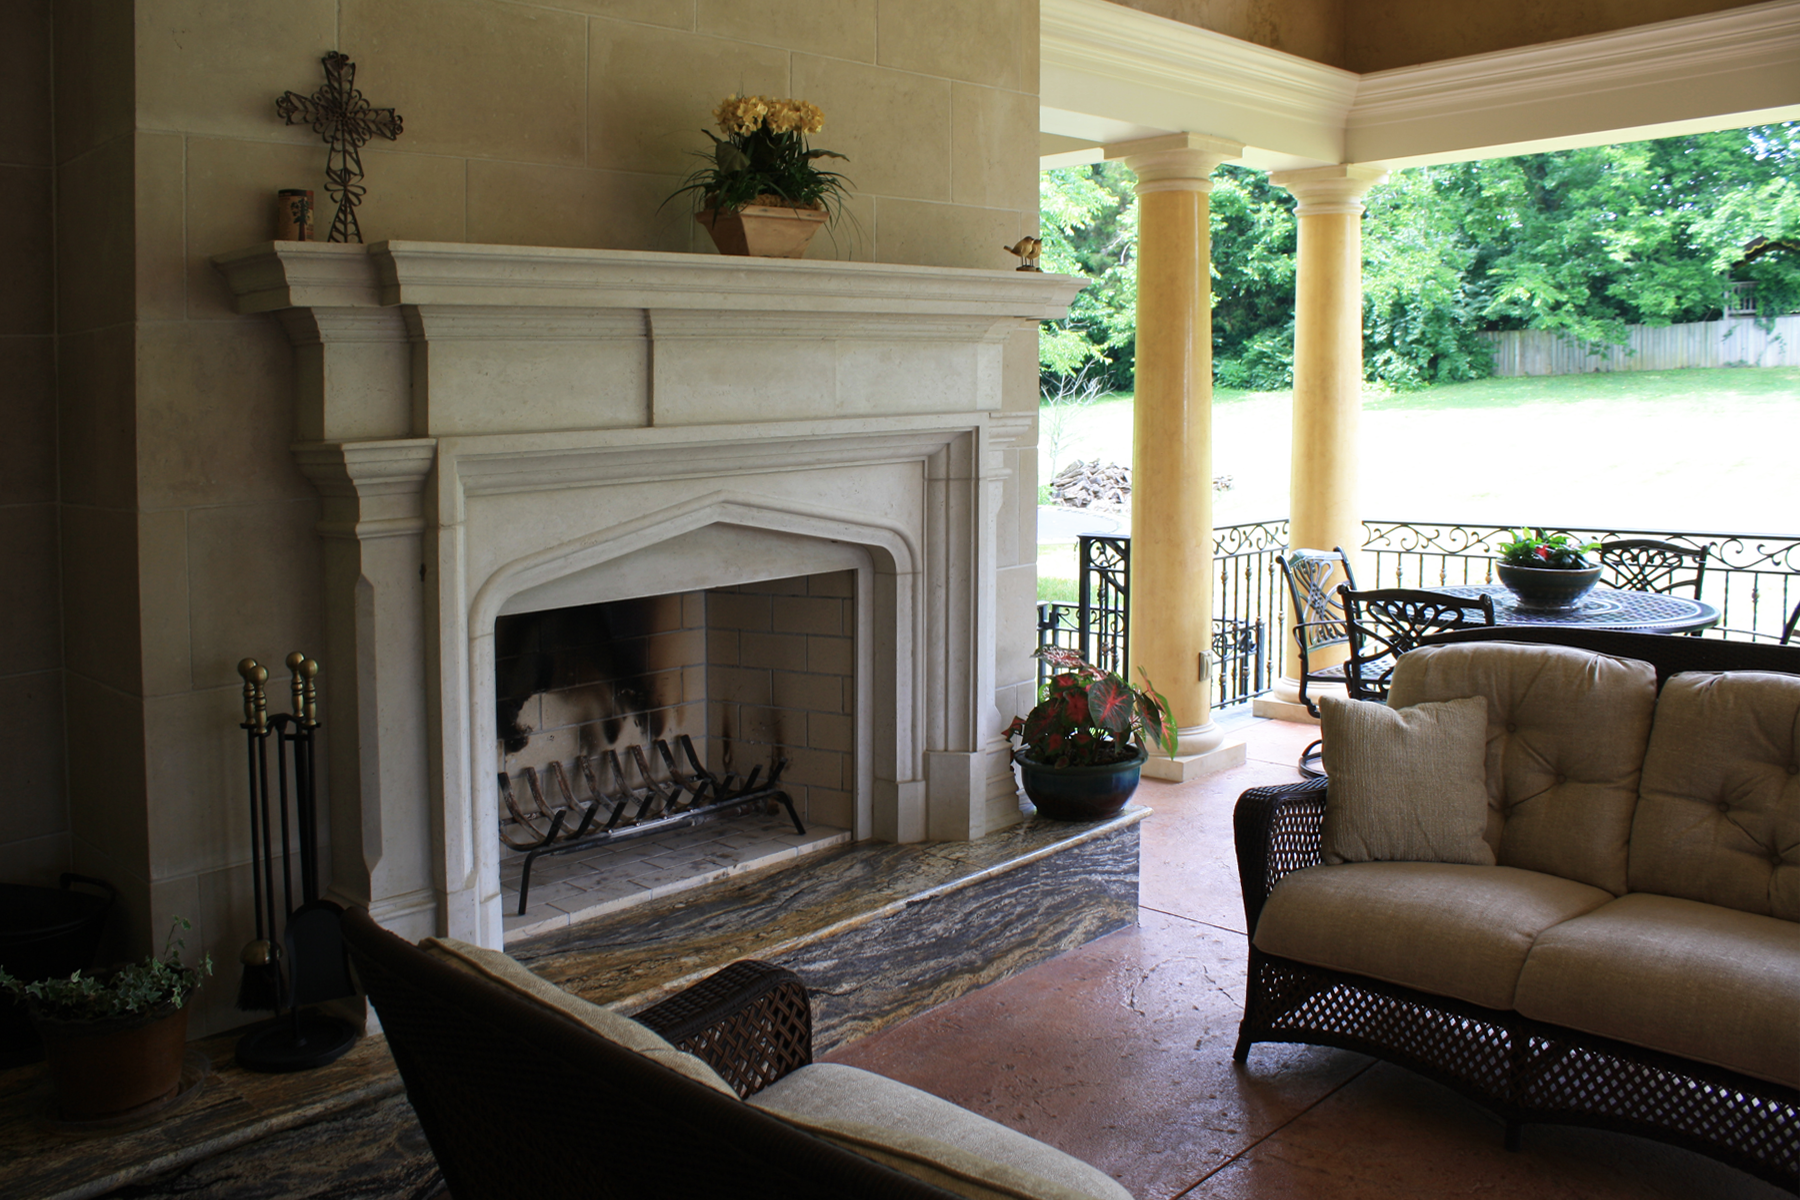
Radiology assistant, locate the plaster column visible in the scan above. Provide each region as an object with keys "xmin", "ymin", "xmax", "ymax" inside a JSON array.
[
  {"xmin": 1109, "ymin": 134, "xmax": 1247, "ymax": 782},
  {"xmin": 1262, "ymin": 166, "xmax": 1386, "ymax": 718}
]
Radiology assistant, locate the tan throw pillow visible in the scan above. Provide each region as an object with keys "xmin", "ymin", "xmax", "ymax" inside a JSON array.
[
  {"xmin": 1319, "ymin": 694, "xmax": 1495, "ymax": 866},
  {"xmin": 420, "ymin": 937, "xmax": 737, "ymax": 1096}
]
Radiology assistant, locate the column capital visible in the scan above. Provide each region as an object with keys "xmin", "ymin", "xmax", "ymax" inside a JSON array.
[
  {"xmin": 1269, "ymin": 165, "xmax": 1389, "ymax": 216},
  {"xmin": 293, "ymin": 439, "xmax": 438, "ymax": 541},
  {"xmin": 1107, "ymin": 133, "xmax": 1244, "ymax": 195}
]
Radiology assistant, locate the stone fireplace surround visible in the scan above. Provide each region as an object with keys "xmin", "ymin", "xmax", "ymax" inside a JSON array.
[{"xmin": 214, "ymin": 242, "xmax": 1080, "ymax": 949}]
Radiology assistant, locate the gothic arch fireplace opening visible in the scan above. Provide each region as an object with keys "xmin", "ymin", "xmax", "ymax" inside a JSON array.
[{"xmin": 491, "ymin": 567, "xmax": 862, "ymax": 939}]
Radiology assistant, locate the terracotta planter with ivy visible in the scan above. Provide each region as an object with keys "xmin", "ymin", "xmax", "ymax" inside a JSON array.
[{"xmin": 37, "ymin": 1002, "xmax": 190, "ymax": 1121}]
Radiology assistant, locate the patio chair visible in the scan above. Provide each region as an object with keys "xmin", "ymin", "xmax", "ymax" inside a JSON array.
[
  {"xmin": 1336, "ymin": 586, "xmax": 1497, "ymax": 702},
  {"xmin": 1598, "ymin": 538, "xmax": 1710, "ymax": 598},
  {"xmin": 1275, "ymin": 547, "xmax": 1360, "ymax": 777},
  {"xmin": 1783, "ymin": 599, "xmax": 1800, "ymax": 646}
]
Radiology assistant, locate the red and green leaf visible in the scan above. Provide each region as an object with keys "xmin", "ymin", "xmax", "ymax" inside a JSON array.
[{"xmin": 1086, "ymin": 676, "xmax": 1133, "ymax": 733}]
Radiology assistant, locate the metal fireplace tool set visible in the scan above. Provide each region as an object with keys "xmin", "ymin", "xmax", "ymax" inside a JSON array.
[{"xmin": 233, "ymin": 654, "xmax": 356, "ymax": 1072}]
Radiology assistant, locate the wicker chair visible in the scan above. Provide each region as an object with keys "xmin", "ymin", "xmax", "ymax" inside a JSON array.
[
  {"xmin": 340, "ymin": 908, "xmax": 965, "ymax": 1199},
  {"xmin": 1598, "ymin": 538, "xmax": 1710, "ymax": 598},
  {"xmin": 1335, "ymin": 586, "xmax": 1496, "ymax": 702},
  {"xmin": 1276, "ymin": 547, "xmax": 1359, "ymax": 776}
]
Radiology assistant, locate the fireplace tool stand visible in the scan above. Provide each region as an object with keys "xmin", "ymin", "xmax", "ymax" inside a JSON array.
[
  {"xmin": 503, "ymin": 733, "xmax": 804, "ymax": 916},
  {"xmin": 234, "ymin": 654, "xmax": 358, "ymax": 1072}
]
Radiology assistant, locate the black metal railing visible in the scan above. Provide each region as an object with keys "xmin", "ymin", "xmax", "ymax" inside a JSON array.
[
  {"xmin": 1360, "ymin": 522, "xmax": 1800, "ymax": 643},
  {"xmin": 1042, "ymin": 521, "xmax": 1800, "ymax": 708}
]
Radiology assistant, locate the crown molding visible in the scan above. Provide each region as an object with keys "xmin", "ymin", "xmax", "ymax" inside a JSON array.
[
  {"xmin": 1040, "ymin": 0, "xmax": 1356, "ymax": 170},
  {"xmin": 1348, "ymin": 0, "xmax": 1800, "ymax": 165},
  {"xmin": 1042, "ymin": 0, "xmax": 1800, "ymax": 170}
]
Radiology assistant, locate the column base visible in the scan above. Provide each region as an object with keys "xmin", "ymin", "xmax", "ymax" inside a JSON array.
[
  {"xmin": 1252, "ymin": 676, "xmax": 1341, "ymax": 724},
  {"xmin": 1142, "ymin": 739, "xmax": 1247, "ymax": 782}
]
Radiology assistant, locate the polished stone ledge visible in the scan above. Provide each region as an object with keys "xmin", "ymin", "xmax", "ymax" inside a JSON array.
[{"xmin": 514, "ymin": 805, "xmax": 1149, "ymax": 1052}]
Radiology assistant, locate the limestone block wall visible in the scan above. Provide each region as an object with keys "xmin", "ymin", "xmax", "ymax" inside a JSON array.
[
  {"xmin": 0, "ymin": 0, "xmax": 65, "ymax": 892},
  {"xmin": 41, "ymin": 0, "xmax": 1042, "ymax": 1036}
]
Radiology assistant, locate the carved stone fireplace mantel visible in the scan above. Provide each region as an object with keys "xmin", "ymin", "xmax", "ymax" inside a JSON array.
[{"xmin": 213, "ymin": 241, "xmax": 1081, "ymax": 946}]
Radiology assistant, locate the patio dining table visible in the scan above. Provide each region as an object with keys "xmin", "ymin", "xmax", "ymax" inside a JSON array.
[{"xmin": 1435, "ymin": 583, "xmax": 1719, "ymax": 635}]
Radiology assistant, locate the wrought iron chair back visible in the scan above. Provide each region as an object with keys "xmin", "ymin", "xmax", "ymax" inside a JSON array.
[
  {"xmin": 1784, "ymin": 599, "xmax": 1800, "ymax": 646},
  {"xmin": 1337, "ymin": 587, "xmax": 1497, "ymax": 702},
  {"xmin": 1275, "ymin": 547, "xmax": 1358, "ymax": 718},
  {"xmin": 1598, "ymin": 538, "xmax": 1710, "ymax": 598}
]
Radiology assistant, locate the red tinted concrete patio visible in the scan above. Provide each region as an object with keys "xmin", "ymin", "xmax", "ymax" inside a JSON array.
[{"xmin": 827, "ymin": 713, "xmax": 1787, "ymax": 1200}]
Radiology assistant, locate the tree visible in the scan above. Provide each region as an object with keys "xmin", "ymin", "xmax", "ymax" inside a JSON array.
[
  {"xmin": 1361, "ymin": 167, "xmax": 1493, "ymax": 388},
  {"xmin": 1209, "ymin": 165, "xmax": 1298, "ymax": 390},
  {"xmin": 1038, "ymin": 123, "xmax": 1800, "ymax": 392},
  {"xmin": 1039, "ymin": 164, "xmax": 1138, "ymax": 392}
]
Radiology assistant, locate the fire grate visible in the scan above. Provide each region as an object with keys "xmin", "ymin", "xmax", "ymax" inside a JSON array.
[{"xmin": 500, "ymin": 734, "xmax": 803, "ymax": 915}]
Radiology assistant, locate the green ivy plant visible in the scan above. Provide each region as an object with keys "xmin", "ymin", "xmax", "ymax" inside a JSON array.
[
  {"xmin": 1498, "ymin": 528, "xmax": 1601, "ymax": 570},
  {"xmin": 1006, "ymin": 648, "xmax": 1179, "ymax": 769},
  {"xmin": 0, "ymin": 917, "xmax": 212, "ymax": 1023}
]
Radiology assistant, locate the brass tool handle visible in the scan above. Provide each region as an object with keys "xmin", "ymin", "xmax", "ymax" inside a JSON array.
[{"xmin": 237, "ymin": 658, "xmax": 269, "ymax": 734}]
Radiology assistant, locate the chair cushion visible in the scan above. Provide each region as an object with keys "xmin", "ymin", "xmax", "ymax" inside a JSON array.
[
  {"xmin": 748, "ymin": 1062, "xmax": 1133, "ymax": 1200},
  {"xmin": 420, "ymin": 937, "xmax": 736, "ymax": 1096},
  {"xmin": 1253, "ymin": 863, "xmax": 1613, "ymax": 1011},
  {"xmin": 1514, "ymin": 893, "xmax": 1800, "ymax": 1089},
  {"xmin": 1318, "ymin": 694, "xmax": 1493, "ymax": 866},
  {"xmin": 1387, "ymin": 641, "xmax": 1659, "ymax": 894},
  {"xmin": 1629, "ymin": 670, "xmax": 1800, "ymax": 920}
]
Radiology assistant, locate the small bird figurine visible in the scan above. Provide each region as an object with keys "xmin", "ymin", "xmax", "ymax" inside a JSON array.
[{"xmin": 1003, "ymin": 236, "xmax": 1043, "ymax": 271}]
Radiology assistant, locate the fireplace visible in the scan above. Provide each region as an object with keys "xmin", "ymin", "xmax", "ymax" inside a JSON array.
[
  {"xmin": 214, "ymin": 241, "xmax": 1081, "ymax": 949},
  {"xmin": 493, "ymin": 572, "xmax": 860, "ymax": 937}
]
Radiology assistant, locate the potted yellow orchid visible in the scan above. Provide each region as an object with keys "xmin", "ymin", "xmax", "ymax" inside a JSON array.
[{"xmin": 666, "ymin": 95, "xmax": 852, "ymax": 258}]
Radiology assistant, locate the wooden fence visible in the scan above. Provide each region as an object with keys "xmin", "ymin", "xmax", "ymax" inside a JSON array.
[{"xmin": 1480, "ymin": 314, "xmax": 1800, "ymax": 376}]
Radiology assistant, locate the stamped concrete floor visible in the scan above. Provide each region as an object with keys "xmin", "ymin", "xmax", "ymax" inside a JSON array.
[
  {"xmin": 827, "ymin": 713, "xmax": 1788, "ymax": 1200},
  {"xmin": 71, "ymin": 714, "xmax": 1786, "ymax": 1199}
]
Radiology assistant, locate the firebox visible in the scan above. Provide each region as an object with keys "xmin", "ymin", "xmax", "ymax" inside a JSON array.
[{"xmin": 493, "ymin": 572, "xmax": 858, "ymax": 937}]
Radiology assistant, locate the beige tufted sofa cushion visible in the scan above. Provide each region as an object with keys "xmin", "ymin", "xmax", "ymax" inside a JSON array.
[
  {"xmin": 1387, "ymin": 641, "xmax": 1658, "ymax": 894},
  {"xmin": 1629, "ymin": 671, "xmax": 1800, "ymax": 920}
]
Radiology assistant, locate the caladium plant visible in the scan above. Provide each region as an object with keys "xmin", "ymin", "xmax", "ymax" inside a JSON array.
[{"xmin": 1006, "ymin": 648, "xmax": 1179, "ymax": 769}]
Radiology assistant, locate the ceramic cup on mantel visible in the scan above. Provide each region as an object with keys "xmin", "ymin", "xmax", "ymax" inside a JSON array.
[
  {"xmin": 276, "ymin": 189, "xmax": 314, "ymax": 241},
  {"xmin": 1496, "ymin": 562, "xmax": 1603, "ymax": 610}
]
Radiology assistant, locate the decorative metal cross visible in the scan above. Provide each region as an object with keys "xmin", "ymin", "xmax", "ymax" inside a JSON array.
[{"xmin": 275, "ymin": 52, "xmax": 404, "ymax": 244}]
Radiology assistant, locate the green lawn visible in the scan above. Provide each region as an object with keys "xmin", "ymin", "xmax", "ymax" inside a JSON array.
[{"xmin": 1037, "ymin": 367, "xmax": 1800, "ymax": 601}]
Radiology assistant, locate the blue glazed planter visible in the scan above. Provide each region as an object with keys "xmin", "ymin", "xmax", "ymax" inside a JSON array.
[
  {"xmin": 1497, "ymin": 562, "xmax": 1603, "ymax": 611},
  {"xmin": 1014, "ymin": 745, "xmax": 1148, "ymax": 822}
]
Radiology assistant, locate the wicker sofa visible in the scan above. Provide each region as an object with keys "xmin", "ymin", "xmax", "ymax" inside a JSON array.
[
  {"xmin": 340, "ymin": 907, "xmax": 1133, "ymax": 1200},
  {"xmin": 1233, "ymin": 628, "xmax": 1800, "ymax": 1191}
]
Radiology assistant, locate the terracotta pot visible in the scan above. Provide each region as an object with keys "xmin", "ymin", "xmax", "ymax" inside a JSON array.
[
  {"xmin": 695, "ymin": 204, "xmax": 828, "ymax": 258},
  {"xmin": 1014, "ymin": 745, "xmax": 1147, "ymax": 822},
  {"xmin": 1496, "ymin": 562, "xmax": 1603, "ymax": 611},
  {"xmin": 35, "ymin": 1003, "xmax": 189, "ymax": 1121}
]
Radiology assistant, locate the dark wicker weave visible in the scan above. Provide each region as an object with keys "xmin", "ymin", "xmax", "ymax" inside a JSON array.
[
  {"xmin": 1232, "ymin": 632, "xmax": 1800, "ymax": 1192},
  {"xmin": 341, "ymin": 908, "xmax": 962, "ymax": 1200}
]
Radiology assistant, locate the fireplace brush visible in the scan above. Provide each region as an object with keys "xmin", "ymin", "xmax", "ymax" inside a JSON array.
[{"xmin": 234, "ymin": 654, "xmax": 357, "ymax": 1073}]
